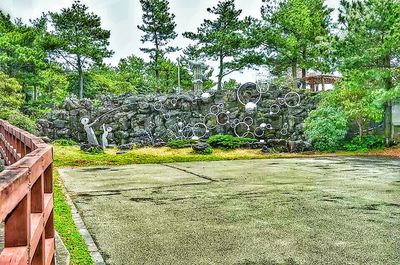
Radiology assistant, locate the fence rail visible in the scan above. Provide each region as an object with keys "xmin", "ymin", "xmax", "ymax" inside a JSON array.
[{"xmin": 0, "ymin": 120, "xmax": 54, "ymax": 265}]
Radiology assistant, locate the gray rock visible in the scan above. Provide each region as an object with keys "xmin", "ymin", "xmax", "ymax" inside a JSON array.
[
  {"xmin": 192, "ymin": 142, "xmax": 209, "ymax": 153},
  {"xmin": 267, "ymin": 139, "xmax": 289, "ymax": 153},
  {"xmin": 41, "ymin": 136, "xmax": 52, "ymax": 143},
  {"xmin": 118, "ymin": 143, "xmax": 135, "ymax": 150},
  {"xmin": 288, "ymin": 140, "xmax": 312, "ymax": 153},
  {"xmin": 54, "ymin": 119, "xmax": 66, "ymax": 129},
  {"xmin": 37, "ymin": 90, "xmax": 319, "ymax": 146}
]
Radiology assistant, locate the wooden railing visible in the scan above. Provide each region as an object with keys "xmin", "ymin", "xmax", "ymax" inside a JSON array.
[{"xmin": 0, "ymin": 120, "xmax": 54, "ymax": 265}]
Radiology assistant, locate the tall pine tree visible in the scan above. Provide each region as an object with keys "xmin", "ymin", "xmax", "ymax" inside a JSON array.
[
  {"xmin": 336, "ymin": 0, "xmax": 400, "ymax": 143},
  {"xmin": 183, "ymin": 0, "xmax": 250, "ymax": 90},
  {"xmin": 138, "ymin": 0, "xmax": 178, "ymax": 91},
  {"xmin": 48, "ymin": 0, "xmax": 113, "ymax": 99},
  {"xmin": 258, "ymin": 0, "xmax": 333, "ymax": 79}
]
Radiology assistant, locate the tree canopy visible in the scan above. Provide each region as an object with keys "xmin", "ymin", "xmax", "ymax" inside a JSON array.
[
  {"xmin": 258, "ymin": 0, "xmax": 333, "ymax": 79},
  {"xmin": 48, "ymin": 0, "xmax": 113, "ymax": 98},
  {"xmin": 183, "ymin": 0, "xmax": 251, "ymax": 89},
  {"xmin": 0, "ymin": 0, "xmax": 399, "ymax": 143},
  {"xmin": 138, "ymin": 0, "xmax": 178, "ymax": 90}
]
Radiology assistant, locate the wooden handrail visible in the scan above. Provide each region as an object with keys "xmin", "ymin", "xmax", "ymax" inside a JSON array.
[{"xmin": 0, "ymin": 120, "xmax": 55, "ymax": 265}]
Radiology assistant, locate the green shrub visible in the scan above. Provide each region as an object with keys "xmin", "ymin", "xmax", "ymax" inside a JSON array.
[
  {"xmin": 53, "ymin": 138, "xmax": 77, "ymax": 146},
  {"xmin": 343, "ymin": 135, "xmax": 385, "ymax": 152},
  {"xmin": 304, "ymin": 105, "xmax": 348, "ymax": 151},
  {"xmin": 207, "ymin": 135, "xmax": 256, "ymax": 149},
  {"xmin": 0, "ymin": 109, "xmax": 37, "ymax": 134},
  {"xmin": 166, "ymin": 139, "xmax": 198, "ymax": 148},
  {"xmin": 193, "ymin": 145, "xmax": 213, "ymax": 155},
  {"xmin": 81, "ymin": 145, "xmax": 104, "ymax": 154}
]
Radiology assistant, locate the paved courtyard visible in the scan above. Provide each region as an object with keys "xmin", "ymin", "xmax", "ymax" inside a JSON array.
[{"xmin": 59, "ymin": 157, "xmax": 400, "ymax": 265}]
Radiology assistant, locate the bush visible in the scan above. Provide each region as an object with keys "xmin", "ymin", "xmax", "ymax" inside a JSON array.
[
  {"xmin": 166, "ymin": 139, "xmax": 198, "ymax": 149},
  {"xmin": 207, "ymin": 135, "xmax": 256, "ymax": 149},
  {"xmin": 0, "ymin": 109, "xmax": 37, "ymax": 134},
  {"xmin": 304, "ymin": 105, "xmax": 348, "ymax": 151},
  {"xmin": 80, "ymin": 144, "xmax": 104, "ymax": 154},
  {"xmin": 52, "ymin": 138, "xmax": 77, "ymax": 146},
  {"xmin": 193, "ymin": 145, "xmax": 213, "ymax": 155},
  {"xmin": 343, "ymin": 135, "xmax": 385, "ymax": 152}
]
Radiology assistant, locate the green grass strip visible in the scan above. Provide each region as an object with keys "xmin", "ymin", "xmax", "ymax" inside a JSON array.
[{"xmin": 54, "ymin": 170, "xmax": 94, "ymax": 265}]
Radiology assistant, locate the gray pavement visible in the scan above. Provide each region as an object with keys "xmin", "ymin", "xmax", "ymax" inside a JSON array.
[{"xmin": 59, "ymin": 157, "xmax": 400, "ymax": 265}]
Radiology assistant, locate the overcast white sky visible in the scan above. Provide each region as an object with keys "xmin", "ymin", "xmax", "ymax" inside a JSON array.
[{"xmin": 0, "ymin": 0, "xmax": 340, "ymax": 83}]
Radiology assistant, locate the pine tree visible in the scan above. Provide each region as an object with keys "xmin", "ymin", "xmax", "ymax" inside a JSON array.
[
  {"xmin": 183, "ymin": 0, "xmax": 250, "ymax": 90},
  {"xmin": 137, "ymin": 0, "xmax": 178, "ymax": 91},
  {"xmin": 48, "ymin": 0, "xmax": 113, "ymax": 99},
  {"xmin": 258, "ymin": 0, "xmax": 333, "ymax": 79},
  {"xmin": 336, "ymin": 0, "xmax": 400, "ymax": 144}
]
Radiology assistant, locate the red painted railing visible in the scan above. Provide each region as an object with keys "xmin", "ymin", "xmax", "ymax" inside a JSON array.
[{"xmin": 0, "ymin": 120, "xmax": 55, "ymax": 265}]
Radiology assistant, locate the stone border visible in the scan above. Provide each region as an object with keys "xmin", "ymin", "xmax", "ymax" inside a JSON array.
[
  {"xmin": 55, "ymin": 232, "xmax": 70, "ymax": 265},
  {"xmin": 58, "ymin": 170, "xmax": 106, "ymax": 265}
]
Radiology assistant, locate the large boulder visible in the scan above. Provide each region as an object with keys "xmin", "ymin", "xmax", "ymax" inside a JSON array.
[
  {"xmin": 192, "ymin": 142, "xmax": 210, "ymax": 153},
  {"xmin": 53, "ymin": 119, "xmax": 67, "ymax": 129},
  {"xmin": 266, "ymin": 139, "xmax": 289, "ymax": 153},
  {"xmin": 288, "ymin": 140, "xmax": 312, "ymax": 152}
]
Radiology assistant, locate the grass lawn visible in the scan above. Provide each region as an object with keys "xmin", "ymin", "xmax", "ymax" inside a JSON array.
[
  {"xmin": 53, "ymin": 170, "xmax": 94, "ymax": 265},
  {"xmin": 53, "ymin": 145, "xmax": 366, "ymax": 168}
]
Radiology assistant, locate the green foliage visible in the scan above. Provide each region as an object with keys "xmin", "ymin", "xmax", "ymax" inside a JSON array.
[
  {"xmin": 323, "ymin": 72, "xmax": 385, "ymax": 137},
  {"xmin": 0, "ymin": 18, "xmax": 48, "ymax": 98},
  {"xmin": 0, "ymin": 109, "xmax": 37, "ymax": 134},
  {"xmin": 304, "ymin": 105, "xmax": 348, "ymax": 151},
  {"xmin": 343, "ymin": 135, "xmax": 385, "ymax": 152},
  {"xmin": 0, "ymin": 72, "xmax": 36, "ymax": 133},
  {"xmin": 86, "ymin": 66, "xmax": 136, "ymax": 96},
  {"xmin": 52, "ymin": 138, "xmax": 77, "ymax": 146},
  {"xmin": 53, "ymin": 171, "xmax": 94, "ymax": 265},
  {"xmin": 48, "ymin": 0, "xmax": 113, "ymax": 98},
  {"xmin": 138, "ymin": 0, "xmax": 177, "ymax": 88},
  {"xmin": 166, "ymin": 139, "xmax": 198, "ymax": 149},
  {"xmin": 207, "ymin": 135, "xmax": 256, "ymax": 149},
  {"xmin": 193, "ymin": 145, "xmax": 213, "ymax": 155},
  {"xmin": 258, "ymin": 0, "xmax": 333, "ymax": 78},
  {"xmin": 183, "ymin": 0, "xmax": 251, "ymax": 89},
  {"xmin": 223, "ymin": 79, "xmax": 240, "ymax": 90},
  {"xmin": 336, "ymin": 0, "xmax": 400, "ymax": 141},
  {"xmin": 0, "ymin": 72, "xmax": 24, "ymax": 110},
  {"xmin": 82, "ymin": 146, "xmax": 104, "ymax": 154}
]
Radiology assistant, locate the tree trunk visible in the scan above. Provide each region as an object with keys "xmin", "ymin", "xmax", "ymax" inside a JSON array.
[
  {"xmin": 218, "ymin": 52, "xmax": 224, "ymax": 90},
  {"xmin": 33, "ymin": 85, "xmax": 37, "ymax": 101},
  {"xmin": 79, "ymin": 72, "xmax": 84, "ymax": 99},
  {"xmin": 291, "ymin": 61, "xmax": 297, "ymax": 89},
  {"xmin": 357, "ymin": 120, "xmax": 363, "ymax": 138},
  {"xmin": 301, "ymin": 49, "xmax": 306, "ymax": 78},
  {"xmin": 384, "ymin": 102, "xmax": 393, "ymax": 145},
  {"xmin": 77, "ymin": 55, "xmax": 84, "ymax": 99},
  {"xmin": 384, "ymin": 54, "xmax": 393, "ymax": 145},
  {"xmin": 291, "ymin": 61, "xmax": 297, "ymax": 80},
  {"xmin": 155, "ymin": 34, "xmax": 160, "ymax": 93},
  {"xmin": 155, "ymin": 52, "xmax": 160, "ymax": 92}
]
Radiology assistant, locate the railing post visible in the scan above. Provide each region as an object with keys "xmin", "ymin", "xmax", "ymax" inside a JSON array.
[{"xmin": 4, "ymin": 195, "xmax": 30, "ymax": 248}]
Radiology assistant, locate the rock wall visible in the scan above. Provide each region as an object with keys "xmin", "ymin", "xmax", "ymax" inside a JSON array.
[{"xmin": 37, "ymin": 86, "xmax": 319, "ymax": 146}]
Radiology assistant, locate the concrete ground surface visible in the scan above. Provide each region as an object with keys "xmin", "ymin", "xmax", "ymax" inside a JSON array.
[{"xmin": 59, "ymin": 157, "xmax": 400, "ymax": 265}]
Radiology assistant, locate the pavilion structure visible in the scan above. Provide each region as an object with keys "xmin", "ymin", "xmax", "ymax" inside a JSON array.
[{"xmin": 303, "ymin": 74, "xmax": 340, "ymax": 92}]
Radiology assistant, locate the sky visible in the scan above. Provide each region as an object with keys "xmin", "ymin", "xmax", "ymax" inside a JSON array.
[{"xmin": 0, "ymin": 0, "xmax": 341, "ymax": 83}]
